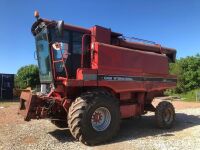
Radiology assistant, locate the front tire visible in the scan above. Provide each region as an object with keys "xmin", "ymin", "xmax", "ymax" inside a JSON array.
[
  {"xmin": 68, "ymin": 90, "xmax": 120, "ymax": 145},
  {"xmin": 155, "ymin": 101, "xmax": 175, "ymax": 129}
]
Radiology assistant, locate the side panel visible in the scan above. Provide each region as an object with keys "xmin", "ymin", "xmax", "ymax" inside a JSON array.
[
  {"xmin": 120, "ymin": 104, "xmax": 140, "ymax": 118},
  {"xmin": 97, "ymin": 80, "xmax": 176, "ymax": 93},
  {"xmin": 95, "ymin": 42, "xmax": 169, "ymax": 76},
  {"xmin": 76, "ymin": 68, "xmax": 98, "ymax": 86},
  {"xmin": 90, "ymin": 42, "xmax": 176, "ymax": 93},
  {"xmin": 90, "ymin": 26, "xmax": 111, "ymax": 44}
]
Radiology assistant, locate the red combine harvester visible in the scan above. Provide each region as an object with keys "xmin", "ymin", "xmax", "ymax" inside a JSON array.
[{"xmin": 19, "ymin": 11, "xmax": 177, "ymax": 145}]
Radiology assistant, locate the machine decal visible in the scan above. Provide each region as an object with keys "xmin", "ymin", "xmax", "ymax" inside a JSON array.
[{"xmin": 98, "ymin": 75, "xmax": 177, "ymax": 83}]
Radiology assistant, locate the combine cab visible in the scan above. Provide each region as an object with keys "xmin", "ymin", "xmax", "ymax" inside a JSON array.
[{"xmin": 19, "ymin": 11, "xmax": 177, "ymax": 145}]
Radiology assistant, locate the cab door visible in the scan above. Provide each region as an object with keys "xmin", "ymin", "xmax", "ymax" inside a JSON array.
[
  {"xmin": 70, "ymin": 32, "xmax": 83, "ymax": 77},
  {"xmin": 70, "ymin": 32, "xmax": 90, "ymax": 78}
]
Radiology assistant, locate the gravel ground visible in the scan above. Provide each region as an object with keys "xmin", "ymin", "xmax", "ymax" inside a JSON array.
[{"xmin": 0, "ymin": 101, "xmax": 200, "ymax": 150}]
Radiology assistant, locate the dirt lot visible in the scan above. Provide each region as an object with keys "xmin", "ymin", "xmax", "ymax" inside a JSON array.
[{"xmin": 0, "ymin": 100, "xmax": 200, "ymax": 150}]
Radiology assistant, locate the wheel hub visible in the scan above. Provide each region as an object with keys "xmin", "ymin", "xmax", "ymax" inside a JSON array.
[
  {"xmin": 92, "ymin": 112, "xmax": 103, "ymax": 123},
  {"xmin": 91, "ymin": 107, "xmax": 111, "ymax": 131},
  {"xmin": 163, "ymin": 108, "xmax": 173, "ymax": 123}
]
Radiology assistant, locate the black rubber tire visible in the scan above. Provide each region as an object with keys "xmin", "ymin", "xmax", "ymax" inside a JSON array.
[
  {"xmin": 51, "ymin": 120, "xmax": 68, "ymax": 128},
  {"xmin": 155, "ymin": 101, "xmax": 175, "ymax": 129},
  {"xmin": 68, "ymin": 90, "xmax": 120, "ymax": 145}
]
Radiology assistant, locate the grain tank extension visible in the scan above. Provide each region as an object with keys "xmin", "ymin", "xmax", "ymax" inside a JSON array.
[{"xmin": 19, "ymin": 11, "xmax": 177, "ymax": 145}]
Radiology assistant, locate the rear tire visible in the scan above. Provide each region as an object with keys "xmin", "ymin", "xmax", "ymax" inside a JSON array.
[
  {"xmin": 155, "ymin": 101, "xmax": 175, "ymax": 129},
  {"xmin": 68, "ymin": 90, "xmax": 120, "ymax": 145}
]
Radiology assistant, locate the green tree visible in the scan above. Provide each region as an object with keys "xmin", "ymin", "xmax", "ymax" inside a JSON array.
[
  {"xmin": 170, "ymin": 54, "xmax": 200, "ymax": 93},
  {"xmin": 15, "ymin": 65, "xmax": 40, "ymax": 89}
]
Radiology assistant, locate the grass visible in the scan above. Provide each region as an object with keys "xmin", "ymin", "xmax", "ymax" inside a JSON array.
[{"xmin": 168, "ymin": 89, "xmax": 200, "ymax": 102}]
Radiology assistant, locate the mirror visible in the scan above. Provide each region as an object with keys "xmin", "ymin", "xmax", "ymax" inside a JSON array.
[{"xmin": 57, "ymin": 20, "xmax": 64, "ymax": 37}]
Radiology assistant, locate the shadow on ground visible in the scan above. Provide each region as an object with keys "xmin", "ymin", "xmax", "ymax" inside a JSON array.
[
  {"xmin": 48, "ymin": 113, "xmax": 200, "ymax": 145},
  {"xmin": 49, "ymin": 128, "xmax": 75, "ymax": 143},
  {"xmin": 111, "ymin": 113, "xmax": 200, "ymax": 144}
]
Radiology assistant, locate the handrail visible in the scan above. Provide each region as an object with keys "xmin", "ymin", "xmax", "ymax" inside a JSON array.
[
  {"xmin": 51, "ymin": 45, "xmax": 68, "ymax": 80},
  {"xmin": 81, "ymin": 34, "xmax": 91, "ymax": 68}
]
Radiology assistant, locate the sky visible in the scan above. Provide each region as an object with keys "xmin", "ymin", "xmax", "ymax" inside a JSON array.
[{"xmin": 0, "ymin": 0, "xmax": 199, "ymax": 74}]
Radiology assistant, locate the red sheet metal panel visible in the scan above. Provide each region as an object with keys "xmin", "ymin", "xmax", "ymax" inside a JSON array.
[
  {"xmin": 90, "ymin": 26, "xmax": 111, "ymax": 44},
  {"xmin": 120, "ymin": 104, "xmax": 140, "ymax": 118},
  {"xmin": 95, "ymin": 42, "xmax": 169, "ymax": 76},
  {"xmin": 98, "ymin": 80, "xmax": 176, "ymax": 93},
  {"xmin": 118, "ymin": 40, "xmax": 176, "ymax": 62},
  {"xmin": 89, "ymin": 42, "xmax": 176, "ymax": 93}
]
